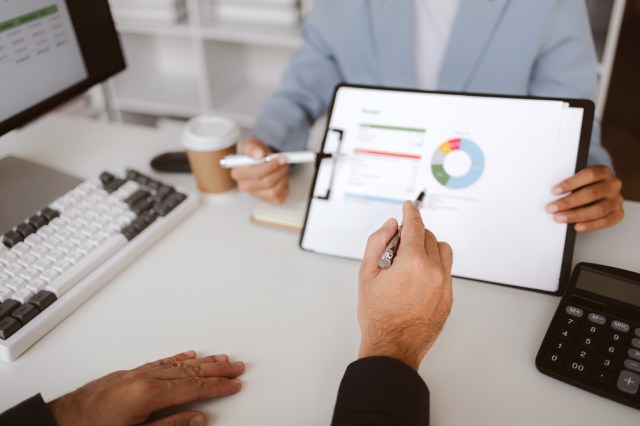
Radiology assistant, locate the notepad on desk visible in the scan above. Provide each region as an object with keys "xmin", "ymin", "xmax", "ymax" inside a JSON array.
[{"xmin": 250, "ymin": 163, "xmax": 314, "ymax": 232}]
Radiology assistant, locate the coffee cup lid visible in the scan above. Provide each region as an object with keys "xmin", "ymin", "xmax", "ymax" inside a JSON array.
[{"xmin": 182, "ymin": 115, "xmax": 240, "ymax": 152}]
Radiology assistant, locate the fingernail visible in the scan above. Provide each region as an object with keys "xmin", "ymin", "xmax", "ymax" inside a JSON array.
[
  {"xmin": 552, "ymin": 186, "xmax": 563, "ymax": 195},
  {"xmin": 575, "ymin": 224, "xmax": 586, "ymax": 232},
  {"xmin": 250, "ymin": 147, "xmax": 263, "ymax": 159},
  {"xmin": 546, "ymin": 204, "xmax": 558, "ymax": 213},
  {"xmin": 231, "ymin": 379, "xmax": 243, "ymax": 389},
  {"xmin": 189, "ymin": 415, "xmax": 206, "ymax": 426},
  {"xmin": 383, "ymin": 218, "xmax": 395, "ymax": 227},
  {"xmin": 213, "ymin": 354, "xmax": 229, "ymax": 362},
  {"xmin": 554, "ymin": 214, "xmax": 568, "ymax": 223},
  {"xmin": 182, "ymin": 350, "xmax": 196, "ymax": 357},
  {"xmin": 277, "ymin": 156, "xmax": 288, "ymax": 165},
  {"xmin": 231, "ymin": 361, "xmax": 245, "ymax": 369}
]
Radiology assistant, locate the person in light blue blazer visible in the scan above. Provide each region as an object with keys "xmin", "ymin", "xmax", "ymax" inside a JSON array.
[{"xmin": 231, "ymin": 0, "xmax": 624, "ymax": 232}]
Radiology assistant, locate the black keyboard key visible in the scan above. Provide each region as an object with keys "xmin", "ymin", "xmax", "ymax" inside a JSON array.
[
  {"xmin": 28, "ymin": 214, "xmax": 48, "ymax": 230},
  {"xmin": 104, "ymin": 178, "xmax": 125, "ymax": 193},
  {"xmin": 28, "ymin": 291, "xmax": 57, "ymax": 311},
  {"xmin": 40, "ymin": 207, "xmax": 60, "ymax": 222},
  {"xmin": 0, "ymin": 300, "xmax": 21, "ymax": 321},
  {"xmin": 601, "ymin": 343, "xmax": 624, "ymax": 357},
  {"xmin": 576, "ymin": 334, "xmax": 596, "ymax": 348},
  {"xmin": 0, "ymin": 317, "xmax": 21, "ymax": 340},
  {"xmin": 555, "ymin": 327, "xmax": 575, "ymax": 341},
  {"xmin": 147, "ymin": 179, "xmax": 162, "ymax": 190},
  {"xmin": 596, "ymin": 355, "xmax": 617, "ymax": 371},
  {"xmin": 99, "ymin": 171, "xmax": 115, "ymax": 185},
  {"xmin": 2, "ymin": 230, "xmax": 24, "ymax": 248},
  {"xmin": 16, "ymin": 222, "xmax": 36, "ymax": 238},
  {"xmin": 126, "ymin": 169, "xmax": 140, "ymax": 181},
  {"xmin": 125, "ymin": 189, "xmax": 151, "ymax": 208},
  {"xmin": 132, "ymin": 198, "xmax": 154, "ymax": 215},
  {"xmin": 12, "ymin": 303, "xmax": 39, "ymax": 325},
  {"xmin": 135, "ymin": 175, "xmax": 151, "ymax": 186},
  {"xmin": 572, "ymin": 346, "xmax": 593, "ymax": 362},
  {"xmin": 154, "ymin": 185, "xmax": 175, "ymax": 202},
  {"xmin": 121, "ymin": 224, "xmax": 140, "ymax": 241},
  {"xmin": 548, "ymin": 338, "xmax": 570, "ymax": 354},
  {"xmin": 567, "ymin": 359, "xmax": 588, "ymax": 375},
  {"xmin": 155, "ymin": 202, "xmax": 174, "ymax": 217},
  {"xmin": 543, "ymin": 351, "xmax": 565, "ymax": 367}
]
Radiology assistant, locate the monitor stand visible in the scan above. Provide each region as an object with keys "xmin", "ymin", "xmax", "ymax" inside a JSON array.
[{"xmin": 0, "ymin": 156, "xmax": 82, "ymax": 234}]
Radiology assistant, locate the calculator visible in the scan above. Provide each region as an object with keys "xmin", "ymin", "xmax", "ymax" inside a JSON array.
[{"xmin": 536, "ymin": 262, "xmax": 640, "ymax": 410}]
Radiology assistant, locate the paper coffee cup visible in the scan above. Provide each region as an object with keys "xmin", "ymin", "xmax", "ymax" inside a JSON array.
[{"xmin": 182, "ymin": 115, "xmax": 240, "ymax": 193}]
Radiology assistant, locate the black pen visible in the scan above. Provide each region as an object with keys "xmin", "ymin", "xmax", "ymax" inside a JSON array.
[{"xmin": 378, "ymin": 190, "xmax": 427, "ymax": 270}]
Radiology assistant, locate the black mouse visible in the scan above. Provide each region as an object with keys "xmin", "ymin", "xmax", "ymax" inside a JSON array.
[{"xmin": 150, "ymin": 151, "xmax": 191, "ymax": 173}]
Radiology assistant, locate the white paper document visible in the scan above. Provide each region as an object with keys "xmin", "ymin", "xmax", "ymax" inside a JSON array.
[{"xmin": 301, "ymin": 86, "xmax": 590, "ymax": 293}]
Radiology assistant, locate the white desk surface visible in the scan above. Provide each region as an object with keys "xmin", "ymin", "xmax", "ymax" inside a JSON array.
[{"xmin": 0, "ymin": 114, "xmax": 638, "ymax": 424}]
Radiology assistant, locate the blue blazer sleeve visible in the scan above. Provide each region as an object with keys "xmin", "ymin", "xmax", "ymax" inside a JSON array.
[
  {"xmin": 251, "ymin": 1, "xmax": 342, "ymax": 152},
  {"xmin": 0, "ymin": 394, "xmax": 57, "ymax": 426},
  {"xmin": 332, "ymin": 357, "xmax": 430, "ymax": 426}
]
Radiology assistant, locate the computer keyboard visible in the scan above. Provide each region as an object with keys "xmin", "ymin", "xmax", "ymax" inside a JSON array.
[{"xmin": 0, "ymin": 167, "xmax": 198, "ymax": 361}]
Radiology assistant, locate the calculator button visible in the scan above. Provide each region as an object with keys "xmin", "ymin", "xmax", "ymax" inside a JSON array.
[
  {"xmin": 611, "ymin": 320, "xmax": 630, "ymax": 333},
  {"xmin": 616, "ymin": 370, "xmax": 639, "ymax": 395},
  {"xmin": 625, "ymin": 359, "xmax": 640, "ymax": 373},
  {"xmin": 549, "ymin": 338, "xmax": 570, "ymax": 354},
  {"xmin": 567, "ymin": 360, "xmax": 588, "ymax": 375},
  {"xmin": 572, "ymin": 347, "xmax": 593, "ymax": 362},
  {"xmin": 636, "ymin": 328, "xmax": 640, "ymax": 338},
  {"xmin": 596, "ymin": 355, "xmax": 617, "ymax": 371},
  {"xmin": 555, "ymin": 327, "xmax": 575, "ymax": 341},
  {"xmin": 632, "ymin": 338, "xmax": 640, "ymax": 349},
  {"xmin": 606, "ymin": 330, "xmax": 625, "ymax": 344},
  {"xmin": 628, "ymin": 348, "xmax": 640, "ymax": 361},
  {"xmin": 543, "ymin": 351, "xmax": 565, "ymax": 367},
  {"xmin": 576, "ymin": 335, "xmax": 596, "ymax": 348},
  {"xmin": 587, "ymin": 313, "xmax": 606, "ymax": 325},
  {"xmin": 560, "ymin": 315, "xmax": 579, "ymax": 328},
  {"xmin": 602, "ymin": 344, "xmax": 624, "ymax": 357},
  {"xmin": 583, "ymin": 324, "xmax": 602, "ymax": 337},
  {"xmin": 592, "ymin": 368, "xmax": 615, "ymax": 385},
  {"xmin": 565, "ymin": 306, "xmax": 583, "ymax": 317}
]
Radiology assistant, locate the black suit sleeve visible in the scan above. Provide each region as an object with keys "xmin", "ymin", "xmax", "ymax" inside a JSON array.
[
  {"xmin": 0, "ymin": 394, "xmax": 57, "ymax": 426},
  {"xmin": 331, "ymin": 356, "xmax": 429, "ymax": 426}
]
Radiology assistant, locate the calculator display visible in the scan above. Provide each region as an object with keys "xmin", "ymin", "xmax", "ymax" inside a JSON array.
[{"xmin": 576, "ymin": 269, "xmax": 640, "ymax": 307}]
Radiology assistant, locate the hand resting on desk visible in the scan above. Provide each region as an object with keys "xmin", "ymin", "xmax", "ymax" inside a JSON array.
[{"xmin": 48, "ymin": 350, "xmax": 245, "ymax": 426}]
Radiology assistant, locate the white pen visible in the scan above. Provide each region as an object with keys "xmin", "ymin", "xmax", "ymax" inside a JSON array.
[{"xmin": 220, "ymin": 151, "xmax": 331, "ymax": 169}]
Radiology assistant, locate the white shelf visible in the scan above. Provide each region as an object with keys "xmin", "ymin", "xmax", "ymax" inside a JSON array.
[
  {"xmin": 198, "ymin": 21, "xmax": 301, "ymax": 48},
  {"xmin": 114, "ymin": 73, "xmax": 201, "ymax": 118},
  {"xmin": 115, "ymin": 19, "xmax": 191, "ymax": 38},
  {"xmin": 209, "ymin": 84, "xmax": 275, "ymax": 128}
]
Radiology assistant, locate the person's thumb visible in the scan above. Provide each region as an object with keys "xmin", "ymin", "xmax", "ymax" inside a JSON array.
[
  {"xmin": 145, "ymin": 411, "xmax": 207, "ymax": 426},
  {"xmin": 242, "ymin": 138, "xmax": 268, "ymax": 159}
]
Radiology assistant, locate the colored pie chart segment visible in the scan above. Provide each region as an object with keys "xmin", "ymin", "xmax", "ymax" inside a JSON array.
[{"xmin": 431, "ymin": 138, "xmax": 485, "ymax": 189}]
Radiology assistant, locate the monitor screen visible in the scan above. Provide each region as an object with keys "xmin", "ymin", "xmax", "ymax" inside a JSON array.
[{"xmin": 0, "ymin": 0, "xmax": 125, "ymax": 137}]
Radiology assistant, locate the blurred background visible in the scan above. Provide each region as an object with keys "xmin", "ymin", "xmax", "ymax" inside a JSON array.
[{"xmin": 63, "ymin": 0, "xmax": 640, "ymax": 200}]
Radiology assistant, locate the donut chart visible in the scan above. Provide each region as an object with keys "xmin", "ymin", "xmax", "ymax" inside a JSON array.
[{"xmin": 431, "ymin": 138, "xmax": 485, "ymax": 189}]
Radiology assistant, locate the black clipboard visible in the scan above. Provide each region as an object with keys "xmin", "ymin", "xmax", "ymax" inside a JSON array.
[{"xmin": 299, "ymin": 84, "xmax": 593, "ymax": 295}]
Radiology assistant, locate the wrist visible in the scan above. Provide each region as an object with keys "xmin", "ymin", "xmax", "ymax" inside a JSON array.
[{"xmin": 358, "ymin": 341, "xmax": 422, "ymax": 371}]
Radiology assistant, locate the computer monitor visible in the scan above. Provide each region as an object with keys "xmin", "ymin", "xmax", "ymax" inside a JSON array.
[{"xmin": 0, "ymin": 0, "xmax": 125, "ymax": 231}]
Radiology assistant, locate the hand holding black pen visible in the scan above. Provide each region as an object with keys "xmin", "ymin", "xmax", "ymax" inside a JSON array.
[{"xmin": 378, "ymin": 191, "xmax": 427, "ymax": 269}]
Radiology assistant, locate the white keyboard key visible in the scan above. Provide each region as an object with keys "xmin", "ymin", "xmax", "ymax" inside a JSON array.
[
  {"xmin": 40, "ymin": 269, "xmax": 60, "ymax": 283},
  {"xmin": 27, "ymin": 278, "xmax": 48, "ymax": 293},
  {"xmin": 53, "ymin": 260, "xmax": 73, "ymax": 273},
  {"xmin": 37, "ymin": 226, "xmax": 56, "ymax": 239},
  {"xmin": 0, "ymin": 272, "xmax": 10, "ymax": 285},
  {"xmin": 46, "ymin": 250, "xmax": 66, "ymax": 263},
  {"xmin": 6, "ymin": 277, "xmax": 27, "ymax": 291},
  {"xmin": 20, "ymin": 268, "xmax": 40, "ymax": 282},
  {"xmin": 33, "ymin": 258, "xmax": 53, "ymax": 272},
  {"xmin": 48, "ymin": 218, "xmax": 65, "ymax": 231},
  {"xmin": 43, "ymin": 236, "xmax": 64, "ymax": 249},
  {"xmin": 65, "ymin": 250, "xmax": 85, "ymax": 264},
  {"xmin": 50, "ymin": 198, "xmax": 74, "ymax": 212},
  {"xmin": 0, "ymin": 251, "xmax": 19, "ymax": 265},
  {"xmin": 13, "ymin": 288, "xmax": 34, "ymax": 304},
  {"xmin": 77, "ymin": 241, "xmax": 95, "ymax": 255},
  {"xmin": 5, "ymin": 263, "xmax": 24, "ymax": 277},
  {"xmin": 58, "ymin": 242, "xmax": 77, "ymax": 254},
  {"xmin": 25, "ymin": 234, "xmax": 45, "ymax": 247},
  {"xmin": 56, "ymin": 229, "xmax": 74, "ymax": 240},
  {"xmin": 0, "ymin": 245, "xmax": 8, "ymax": 256},
  {"xmin": 31, "ymin": 245, "xmax": 49, "ymax": 258},
  {"xmin": 70, "ymin": 233, "xmax": 86, "ymax": 245},
  {"xmin": 12, "ymin": 242, "xmax": 30, "ymax": 256},
  {"xmin": 46, "ymin": 235, "xmax": 125, "ymax": 297},
  {"xmin": 0, "ymin": 287, "xmax": 13, "ymax": 303},
  {"xmin": 91, "ymin": 233, "xmax": 108, "ymax": 245},
  {"xmin": 17, "ymin": 254, "xmax": 38, "ymax": 268}
]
